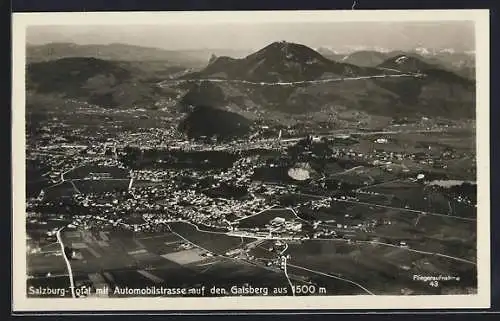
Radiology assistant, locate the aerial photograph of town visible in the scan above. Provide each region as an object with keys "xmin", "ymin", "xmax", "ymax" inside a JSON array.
[{"xmin": 24, "ymin": 18, "xmax": 478, "ymax": 299}]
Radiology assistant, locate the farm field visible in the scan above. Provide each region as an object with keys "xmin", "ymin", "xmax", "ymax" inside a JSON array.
[{"xmin": 284, "ymin": 239, "xmax": 475, "ymax": 295}]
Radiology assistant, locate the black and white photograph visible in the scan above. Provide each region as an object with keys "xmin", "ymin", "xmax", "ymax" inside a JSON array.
[{"xmin": 12, "ymin": 10, "xmax": 490, "ymax": 311}]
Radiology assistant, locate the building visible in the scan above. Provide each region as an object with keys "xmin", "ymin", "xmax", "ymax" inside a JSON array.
[
  {"xmin": 87, "ymin": 172, "xmax": 112, "ymax": 179},
  {"xmin": 270, "ymin": 217, "xmax": 286, "ymax": 225}
]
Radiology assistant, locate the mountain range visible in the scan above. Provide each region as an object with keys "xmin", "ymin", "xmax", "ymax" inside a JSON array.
[
  {"xmin": 26, "ymin": 41, "xmax": 476, "ymax": 139},
  {"xmin": 26, "ymin": 57, "xmax": 167, "ymax": 108},
  {"xmin": 177, "ymin": 41, "xmax": 474, "ymax": 117},
  {"xmin": 317, "ymin": 47, "xmax": 475, "ymax": 80},
  {"xmin": 27, "ymin": 42, "xmax": 475, "ymax": 80},
  {"xmin": 26, "ymin": 42, "xmax": 251, "ymax": 67},
  {"xmin": 183, "ymin": 41, "xmax": 394, "ymax": 83}
]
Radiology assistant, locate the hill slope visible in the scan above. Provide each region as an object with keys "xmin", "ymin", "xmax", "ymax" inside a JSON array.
[
  {"xmin": 373, "ymin": 55, "xmax": 475, "ymax": 118},
  {"xmin": 26, "ymin": 57, "xmax": 162, "ymax": 108},
  {"xmin": 26, "ymin": 41, "xmax": 476, "ymax": 122},
  {"xmin": 183, "ymin": 41, "xmax": 386, "ymax": 82},
  {"xmin": 341, "ymin": 50, "xmax": 390, "ymax": 67},
  {"xmin": 333, "ymin": 49, "xmax": 475, "ymax": 80},
  {"xmin": 175, "ymin": 43, "xmax": 475, "ymax": 120}
]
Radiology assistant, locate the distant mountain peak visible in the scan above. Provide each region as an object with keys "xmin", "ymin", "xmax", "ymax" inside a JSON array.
[
  {"xmin": 271, "ymin": 40, "xmax": 291, "ymax": 48},
  {"xmin": 395, "ymin": 55, "xmax": 409, "ymax": 64},
  {"xmin": 184, "ymin": 41, "xmax": 382, "ymax": 83},
  {"xmin": 378, "ymin": 54, "xmax": 436, "ymax": 73},
  {"xmin": 209, "ymin": 54, "xmax": 218, "ymax": 64},
  {"xmin": 247, "ymin": 41, "xmax": 324, "ymax": 60}
]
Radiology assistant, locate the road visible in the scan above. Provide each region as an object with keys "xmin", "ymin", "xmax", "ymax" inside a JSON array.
[
  {"xmin": 282, "ymin": 255, "xmax": 295, "ymax": 296},
  {"xmin": 228, "ymin": 206, "xmax": 476, "ymax": 265},
  {"xmin": 232, "ymin": 205, "xmax": 278, "ymax": 223},
  {"xmin": 159, "ymin": 73, "xmax": 419, "ymax": 87},
  {"xmin": 56, "ymin": 227, "xmax": 76, "ymax": 298},
  {"xmin": 286, "ymin": 206, "xmax": 475, "ymax": 264},
  {"xmin": 279, "ymin": 242, "xmax": 295, "ymax": 295},
  {"xmin": 329, "ymin": 166, "xmax": 364, "ymax": 177},
  {"xmin": 280, "ymin": 242, "xmax": 289, "ymax": 255},
  {"xmin": 358, "ymin": 239, "xmax": 477, "ymax": 265},
  {"xmin": 69, "ymin": 180, "xmax": 82, "ymax": 194}
]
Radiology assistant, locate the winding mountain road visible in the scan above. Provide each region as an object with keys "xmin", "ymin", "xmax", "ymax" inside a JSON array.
[{"xmin": 159, "ymin": 72, "xmax": 421, "ymax": 88}]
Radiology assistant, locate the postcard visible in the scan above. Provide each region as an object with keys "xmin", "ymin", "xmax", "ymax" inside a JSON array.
[{"xmin": 11, "ymin": 9, "xmax": 490, "ymax": 312}]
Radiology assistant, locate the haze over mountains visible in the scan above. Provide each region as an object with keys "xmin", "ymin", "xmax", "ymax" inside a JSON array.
[
  {"xmin": 27, "ymin": 21, "xmax": 475, "ymax": 53},
  {"xmin": 27, "ymin": 41, "xmax": 475, "ymax": 79},
  {"xmin": 316, "ymin": 48, "xmax": 475, "ymax": 80},
  {"xmin": 26, "ymin": 40, "xmax": 476, "ymax": 139},
  {"xmin": 26, "ymin": 42, "xmax": 251, "ymax": 67}
]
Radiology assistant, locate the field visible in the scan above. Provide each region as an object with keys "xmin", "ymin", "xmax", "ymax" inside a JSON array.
[
  {"xmin": 357, "ymin": 180, "xmax": 476, "ymax": 219},
  {"xmin": 161, "ymin": 248, "xmax": 208, "ymax": 265},
  {"xmin": 42, "ymin": 181, "xmax": 76, "ymax": 200},
  {"xmin": 340, "ymin": 130, "xmax": 477, "ymax": 181},
  {"xmin": 26, "ymin": 159, "xmax": 51, "ymax": 197},
  {"xmin": 168, "ymin": 222, "xmax": 256, "ymax": 254},
  {"xmin": 298, "ymin": 202, "xmax": 388, "ymax": 225},
  {"xmin": 328, "ymin": 165, "xmax": 399, "ymax": 185},
  {"xmin": 27, "ymin": 226, "xmax": 298, "ymax": 297},
  {"xmin": 72, "ymin": 179, "xmax": 131, "ymax": 194},
  {"xmin": 294, "ymin": 195, "xmax": 476, "ymax": 261},
  {"xmin": 27, "ymin": 250, "xmax": 67, "ymax": 276},
  {"xmin": 251, "ymin": 165, "xmax": 299, "ymax": 184},
  {"xmin": 351, "ymin": 131, "xmax": 475, "ymax": 156},
  {"xmin": 284, "ymin": 239, "xmax": 476, "ymax": 295},
  {"xmin": 247, "ymin": 239, "xmax": 282, "ymax": 260}
]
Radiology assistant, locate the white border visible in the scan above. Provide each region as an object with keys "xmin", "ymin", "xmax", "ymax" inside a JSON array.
[{"xmin": 12, "ymin": 9, "xmax": 490, "ymax": 312}]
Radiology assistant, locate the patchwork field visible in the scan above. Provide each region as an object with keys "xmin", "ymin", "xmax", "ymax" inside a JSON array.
[{"xmin": 284, "ymin": 239, "xmax": 476, "ymax": 295}]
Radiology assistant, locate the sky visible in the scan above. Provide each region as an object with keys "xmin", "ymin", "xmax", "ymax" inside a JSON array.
[{"xmin": 26, "ymin": 21, "xmax": 475, "ymax": 52}]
